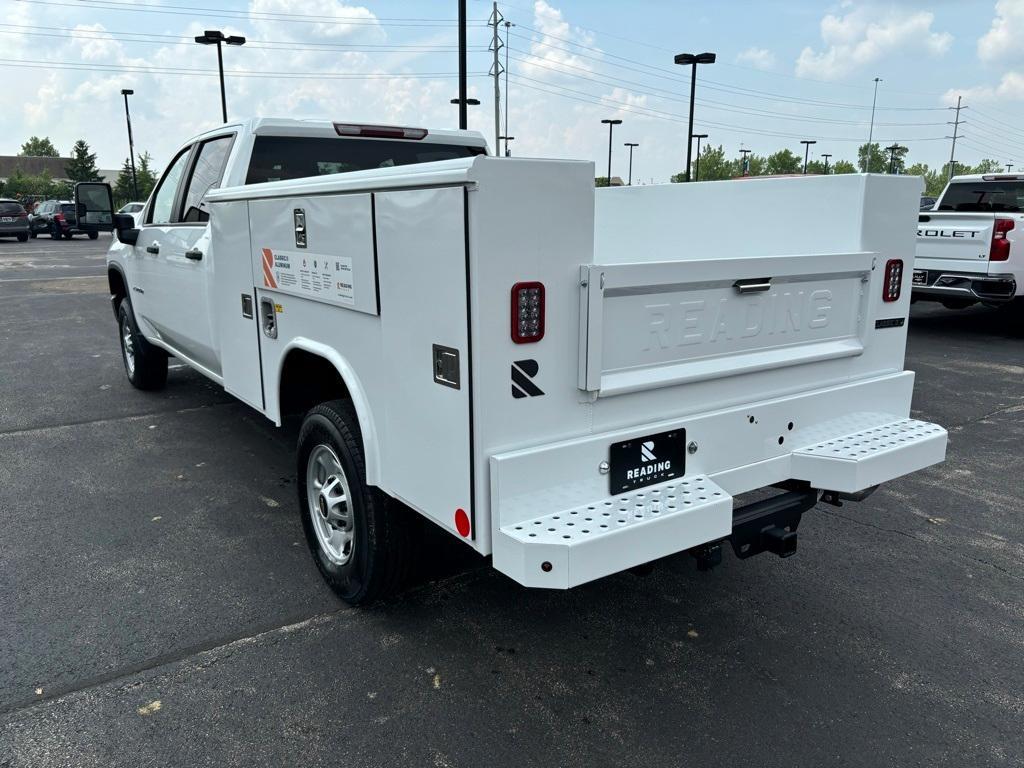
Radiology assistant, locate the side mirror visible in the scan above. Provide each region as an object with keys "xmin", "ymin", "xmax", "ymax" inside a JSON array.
[
  {"xmin": 74, "ymin": 182, "xmax": 114, "ymax": 233},
  {"xmin": 113, "ymin": 213, "xmax": 139, "ymax": 246}
]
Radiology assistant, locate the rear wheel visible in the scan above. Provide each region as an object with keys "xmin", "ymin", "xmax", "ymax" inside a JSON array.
[
  {"xmin": 50, "ymin": 223, "xmax": 61, "ymax": 240},
  {"xmin": 30, "ymin": 231, "xmax": 37, "ymax": 239},
  {"xmin": 297, "ymin": 400, "xmax": 415, "ymax": 605},
  {"xmin": 16, "ymin": 233, "xmax": 27, "ymax": 242},
  {"xmin": 88, "ymin": 231, "xmax": 99, "ymax": 240},
  {"xmin": 63, "ymin": 231, "xmax": 73, "ymax": 240},
  {"xmin": 117, "ymin": 298, "xmax": 167, "ymax": 390}
]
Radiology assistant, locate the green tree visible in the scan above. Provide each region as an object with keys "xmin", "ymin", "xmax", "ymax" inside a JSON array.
[
  {"xmin": 972, "ymin": 158, "xmax": 1003, "ymax": 174},
  {"xmin": 19, "ymin": 136, "xmax": 60, "ymax": 157},
  {"xmin": 136, "ymin": 151, "xmax": 157, "ymax": 200},
  {"xmin": 832, "ymin": 159, "xmax": 858, "ymax": 174},
  {"xmin": 692, "ymin": 144, "xmax": 737, "ymax": 181},
  {"xmin": 113, "ymin": 158, "xmax": 136, "ymax": 206},
  {"xmin": 765, "ymin": 148, "xmax": 802, "ymax": 175},
  {"xmin": 857, "ymin": 142, "xmax": 887, "ymax": 173},
  {"xmin": 905, "ymin": 162, "xmax": 947, "ymax": 197},
  {"xmin": 805, "ymin": 159, "xmax": 827, "ymax": 175},
  {"xmin": 64, "ymin": 139, "xmax": 101, "ymax": 182}
]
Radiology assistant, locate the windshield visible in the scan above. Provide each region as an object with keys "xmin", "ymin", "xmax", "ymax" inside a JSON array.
[
  {"xmin": 245, "ymin": 136, "xmax": 485, "ymax": 185},
  {"xmin": 938, "ymin": 180, "xmax": 1024, "ymax": 212}
]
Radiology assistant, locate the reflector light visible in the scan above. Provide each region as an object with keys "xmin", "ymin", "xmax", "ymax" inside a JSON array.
[
  {"xmin": 333, "ymin": 123, "xmax": 428, "ymax": 140},
  {"xmin": 883, "ymin": 259, "xmax": 903, "ymax": 302},
  {"xmin": 990, "ymin": 218, "xmax": 1014, "ymax": 262},
  {"xmin": 511, "ymin": 282, "xmax": 545, "ymax": 343}
]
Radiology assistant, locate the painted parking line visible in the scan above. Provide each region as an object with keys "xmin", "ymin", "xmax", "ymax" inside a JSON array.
[{"xmin": 0, "ymin": 274, "xmax": 105, "ymax": 283}]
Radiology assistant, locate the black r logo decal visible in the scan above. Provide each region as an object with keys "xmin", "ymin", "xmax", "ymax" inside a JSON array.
[{"xmin": 511, "ymin": 359, "xmax": 544, "ymax": 399}]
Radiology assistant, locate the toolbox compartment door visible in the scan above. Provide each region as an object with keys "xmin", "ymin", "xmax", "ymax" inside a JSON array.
[
  {"xmin": 578, "ymin": 251, "xmax": 873, "ymax": 396},
  {"xmin": 374, "ymin": 187, "xmax": 475, "ymax": 538}
]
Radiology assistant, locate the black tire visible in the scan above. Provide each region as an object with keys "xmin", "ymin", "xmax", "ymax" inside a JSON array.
[
  {"xmin": 117, "ymin": 298, "xmax": 168, "ymax": 390},
  {"xmin": 63, "ymin": 231, "xmax": 73, "ymax": 240},
  {"xmin": 88, "ymin": 231, "xmax": 99, "ymax": 240},
  {"xmin": 30, "ymin": 231, "xmax": 37, "ymax": 239},
  {"xmin": 50, "ymin": 223, "xmax": 61, "ymax": 240},
  {"xmin": 297, "ymin": 400, "xmax": 415, "ymax": 605},
  {"xmin": 17, "ymin": 233, "xmax": 28, "ymax": 242}
]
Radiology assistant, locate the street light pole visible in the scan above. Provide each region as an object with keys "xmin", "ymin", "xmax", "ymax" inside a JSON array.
[
  {"xmin": 821, "ymin": 153, "xmax": 832, "ymax": 174},
  {"xmin": 886, "ymin": 143, "xmax": 907, "ymax": 174},
  {"xmin": 601, "ymin": 119, "xmax": 622, "ymax": 186},
  {"xmin": 194, "ymin": 30, "xmax": 246, "ymax": 123},
  {"xmin": 458, "ymin": 0, "xmax": 468, "ymax": 129},
  {"xmin": 739, "ymin": 148, "xmax": 752, "ymax": 176},
  {"xmin": 1007, "ymin": 163, "xmax": 1014, "ymax": 172},
  {"xmin": 120, "ymin": 88, "xmax": 138, "ymax": 199},
  {"xmin": 800, "ymin": 139, "xmax": 817, "ymax": 174},
  {"xmin": 624, "ymin": 142, "xmax": 638, "ymax": 185},
  {"xmin": 865, "ymin": 76, "xmax": 882, "ymax": 172},
  {"xmin": 673, "ymin": 51, "xmax": 716, "ymax": 182},
  {"xmin": 691, "ymin": 133, "xmax": 708, "ymax": 180},
  {"xmin": 499, "ymin": 136, "xmax": 514, "ymax": 156}
]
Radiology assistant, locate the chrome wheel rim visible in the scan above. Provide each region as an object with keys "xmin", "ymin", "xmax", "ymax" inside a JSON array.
[
  {"xmin": 306, "ymin": 444, "xmax": 355, "ymax": 566},
  {"xmin": 121, "ymin": 318, "xmax": 136, "ymax": 376}
]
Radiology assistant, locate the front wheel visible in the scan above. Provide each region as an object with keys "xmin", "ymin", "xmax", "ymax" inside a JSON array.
[
  {"xmin": 297, "ymin": 400, "xmax": 415, "ymax": 605},
  {"xmin": 88, "ymin": 231, "xmax": 98, "ymax": 240},
  {"xmin": 117, "ymin": 299, "xmax": 167, "ymax": 390},
  {"xmin": 50, "ymin": 223, "xmax": 61, "ymax": 240},
  {"xmin": 16, "ymin": 233, "xmax": 27, "ymax": 242},
  {"xmin": 30, "ymin": 231, "xmax": 37, "ymax": 239}
]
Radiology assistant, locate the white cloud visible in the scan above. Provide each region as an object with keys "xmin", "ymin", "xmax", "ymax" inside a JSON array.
[
  {"xmin": 943, "ymin": 71, "xmax": 1024, "ymax": 104},
  {"xmin": 735, "ymin": 47, "xmax": 776, "ymax": 71},
  {"xmin": 978, "ymin": 0, "xmax": 1024, "ymax": 62},
  {"xmin": 520, "ymin": 0, "xmax": 598, "ymax": 78},
  {"xmin": 795, "ymin": 8, "xmax": 952, "ymax": 79}
]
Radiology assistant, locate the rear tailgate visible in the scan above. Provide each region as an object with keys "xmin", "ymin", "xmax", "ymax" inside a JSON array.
[
  {"xmin": 915, "ymin": 212, "xmax": 993, "ymax": 274},
  {"xmin": 579, "ymin": 252, "xmax": 871, "ymax": 395}
]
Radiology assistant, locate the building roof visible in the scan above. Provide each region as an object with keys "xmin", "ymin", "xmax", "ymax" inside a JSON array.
[{"xmin": 0, "ymin": 155, "xmax": 70, "ymax": 180}]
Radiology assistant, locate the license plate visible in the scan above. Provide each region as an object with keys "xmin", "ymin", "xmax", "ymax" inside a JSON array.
[
  {"xmin": 609, "ymin": 429, "xmax": 686, "ymax": 494},
  {"xmin": 913, "ymin": 269, "xmax": 927, "ymax": 285},
  {"xmin": 0, "ymin": 217, "xmax": 11, "ymax": 223}
]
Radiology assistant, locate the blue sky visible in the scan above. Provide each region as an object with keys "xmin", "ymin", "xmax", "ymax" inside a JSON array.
[{"xmin": 1, "ymin": 0, "xmax": 1022, "ymax": 180}]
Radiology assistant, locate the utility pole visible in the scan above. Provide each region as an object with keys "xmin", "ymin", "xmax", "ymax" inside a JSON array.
[
  {"xmin": 886, "ymin": 143, "xmax": 906, "ymax": 174},
  {"xmin": 691, "ymin": 133, "xmax": 708, "ymax": 180},
  {"xmin": 624, "ymin": 142, "xmax": 638, "ymax": 185},
  {"xmin": 800, "ymin": 139, "xmax": 816, "ymax": 174},
  {"xmin": 457, "ymin": 0, "xmax": 468, "ymax": 129},
  {"xmin": 865, "ymin": 76, "xmax": 882, "ymax": 172},
  {"xmin": 739, "ymin": 148, "xmax": 752, "ymax": 176},
  {"xmin": 488, "ymin": 3, "xmax": 504, "ymax": 154},
  {"xmin": 947, "ymin": 95, "xmax": 966, "ymax": 183},
  {"xmin": 504, "ymin": 19, "xmax": 514, "ymax": 157}
]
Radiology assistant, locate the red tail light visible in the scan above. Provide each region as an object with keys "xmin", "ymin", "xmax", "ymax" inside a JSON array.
[
  {"xmin": 333, "ymin": 123, "xmax": 428, "ymax": 140},
  {"xmin": 54, "ymin": 213, "xmax": 64, "ymax": 222},
  {"xmin": 883, "ymin": 259, "xmax": 903, "ymax": 302},
  {"xmin": 990, "ymin": 218, "xmax": 1014, "ymax": 261},
  {"xmin": 16, "ymin": 211, "xmax": 27, "ymax": 219},
  {"xmin": 511, "ymin": 282, "xmax": 545, "ymax": 343}
]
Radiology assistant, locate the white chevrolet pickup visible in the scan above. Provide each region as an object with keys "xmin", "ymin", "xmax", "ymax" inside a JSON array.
[
  {"xmin": 913, "ymin": 173, "xmax": 1024, "ymax": 308},
  {"xmin": 78, "ymin": 117, "xmax": 947, "ymax": 605}
]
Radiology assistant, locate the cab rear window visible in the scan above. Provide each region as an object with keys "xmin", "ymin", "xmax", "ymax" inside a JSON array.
[
  {"xmin": 938, "ymin": 181, "xmax": 1024, "ymax": 212},
  {"xmin": 245, "ymin": 136, "xmax": 484, "ymax": 185}
]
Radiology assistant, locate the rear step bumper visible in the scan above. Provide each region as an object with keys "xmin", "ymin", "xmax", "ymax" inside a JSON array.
[
  {"xmin": 911, "ymin": 270, "xmax": 1017, "ymax": 303},
  {"xmin": 491, "ymin": 418, "xmax": 946, "ymax": 589}
]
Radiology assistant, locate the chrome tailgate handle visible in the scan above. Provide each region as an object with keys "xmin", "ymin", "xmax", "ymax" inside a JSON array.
[{"xmin": 733, "ymin": 277, "xmax": 772, "ymax": 294}]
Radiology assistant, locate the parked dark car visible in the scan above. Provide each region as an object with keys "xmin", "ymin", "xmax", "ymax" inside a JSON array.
[
  {"xmin": 0, "ymin": 199, "xmax": 30, "ymax": 241},
  {"xmin": 29, "ymin": 199, "xmax": 98, "ymax": 240}
]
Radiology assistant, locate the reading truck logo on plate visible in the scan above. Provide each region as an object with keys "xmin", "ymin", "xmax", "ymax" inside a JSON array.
[{"xmin": 641, "ymin": 441, "xmax": 656, "ymax": 462}]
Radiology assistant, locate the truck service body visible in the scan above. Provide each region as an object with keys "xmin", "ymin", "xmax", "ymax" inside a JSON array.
[
  {"xmin": 913, "ymin": 173, "xmax": 1024, "ymax": 307},
  {"xmin": 89, "ymin": 118, "xmax": 947, "ymax": 602}
]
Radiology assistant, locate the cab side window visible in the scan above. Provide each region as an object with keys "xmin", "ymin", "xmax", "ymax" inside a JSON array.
[
  {"xmin": 181, "ymin": 135, "xmax": 234, "ymax": 223},
  {"xmin": 148, "ymin": 146, "xmax": 193, "ymax": 225}
]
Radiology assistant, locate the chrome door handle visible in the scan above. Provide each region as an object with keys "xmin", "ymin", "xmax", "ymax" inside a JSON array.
[
  {"xmin": 185, "ymin": 248, "xmax": 203, "ymax": 261},
  {"xmin": 146, "ymin": 242, "xmax": 160, "ymax": 254},
  {"xmin": 733, "ymin": 278, "xmax": 772, "ymax": 294}
]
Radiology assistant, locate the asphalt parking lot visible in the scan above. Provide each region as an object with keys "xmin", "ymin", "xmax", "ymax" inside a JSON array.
[{"xmin": 1, "ymin": 234, "xmax": 1021, "ymax": 767}]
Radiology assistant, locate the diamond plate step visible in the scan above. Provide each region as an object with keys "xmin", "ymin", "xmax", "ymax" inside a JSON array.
[
  {"xmin": 791, "ymin": 418, "xmax": 947, "ymax": 493},
  {"xmin": 493, "ymin": 476, "xmax": 732, "ymax": 589}
]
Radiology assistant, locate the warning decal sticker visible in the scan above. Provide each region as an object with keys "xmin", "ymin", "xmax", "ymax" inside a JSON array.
[{"xmin": 260, "ymin": 247, "xmax": 354, "ymax": 306}]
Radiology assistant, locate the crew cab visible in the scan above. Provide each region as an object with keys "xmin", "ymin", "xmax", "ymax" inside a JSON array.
[
  {"xmin": 80, "ymin": 117, "xmax": 946, "ymax": 605},
  {"xmin": 913, "ymin": 173, "xmax": 1024, "ymax": 308}
]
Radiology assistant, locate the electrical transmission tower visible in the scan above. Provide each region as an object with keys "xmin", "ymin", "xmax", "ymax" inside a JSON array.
[
  {"xmin": 947, "ymin": 96, "xmax": 967, "ymax": 182},
  {"xmin": 488, "ymin": 3, "xmax": 505, "ymax": 156}
]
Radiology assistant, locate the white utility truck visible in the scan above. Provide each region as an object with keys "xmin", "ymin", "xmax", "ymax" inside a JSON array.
[
  {"xmin": 79, "ymin": 118, "xmax": 947, "ymax": 604},
  {"xmin": 913, "ymin": 173, "xmax": 1024, "ymax": 308}
]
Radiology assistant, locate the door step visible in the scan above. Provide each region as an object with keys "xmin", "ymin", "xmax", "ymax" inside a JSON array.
[{"xmin": 493, "ymin": 475, "xmax": 732, "ymax": 589}]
